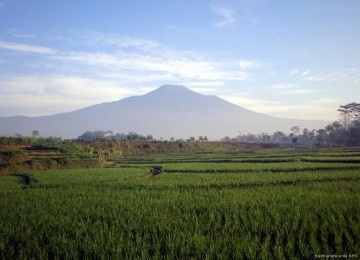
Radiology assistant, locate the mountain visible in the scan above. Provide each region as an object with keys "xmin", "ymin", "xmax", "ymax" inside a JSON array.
[{"xmin": 0, "ymin": 85, "xmax": 328, "ymax": 139}]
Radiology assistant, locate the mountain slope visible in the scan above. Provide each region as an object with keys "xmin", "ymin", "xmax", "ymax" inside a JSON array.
[{"xmin": 0, "ymin": 85, "xmax": 328, "ymax": 139}]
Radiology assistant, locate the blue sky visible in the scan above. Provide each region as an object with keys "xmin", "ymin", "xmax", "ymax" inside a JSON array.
[{"xmin": 0, "ymin": 0, "xmax": 359, "ymax": 121}]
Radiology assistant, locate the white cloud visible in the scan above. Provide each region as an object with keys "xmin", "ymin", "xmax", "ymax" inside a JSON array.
[
  {"xmin": 290, "ymin": 70, "xmax": 300, "ymax": 76},
  {"xmin": 0, "ymin": 75, "xmax": 150, "ymax": 116},
  {"xmin": 267, "ymin": 83, "xmax": 297, "ymax": 89},
  {"xmin": 238, "ymin": 60, "xmax": 262, "ymax": 69},
  {"xmin": 51, "ymin": 50, "xmax": 248, "ymax": 82},
  {"xmin": 0, "ymin": 41, "xmax": 56, "ymax": 54},
  {"xmin": 267, "ymin": 83, "xmax": 318, "ymax": 95},
  {"xmin": 220, "ymin": 94, "xmax": 338, "ymax": 121},
  {"xmin": 287, "ymin": 88, "xmax": 317, "ymax": 95},
  {"xmin": 290, "ymin": 69, "xmax": 311, "ymax": 77},
  {"xmin": 302, "ymin": 70, "xmax": 310, "ymax": 76},
  {"xmin": 212, "ymin": 6, "xmax": 235, "ymax": 27},
  {"xmin": 185, "ymin": 81, "xmax": 224, "ymax": 87},
  {"xmin": 304, "ymin": 70, "xmax": 360, "ymax": 83},
  {"xmin": 13, "ymin": 33, "xmax": 36, "ymax": 39},
  {"xmin": 81, "ymin": 32, "xmax": 159, "ymax": 50}
]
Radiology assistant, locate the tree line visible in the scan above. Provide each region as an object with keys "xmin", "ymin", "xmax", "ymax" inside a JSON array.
[
  {"xmin": 225, "ymin": 102, "xmax": 360, "ymax": 147},
  {"xmin": 1, "ymin": 102, "xmax": 359, "ymax": 147},
  {"xmin": 77, "ymin": 131, "xmax": 154, "ymax": 142}
]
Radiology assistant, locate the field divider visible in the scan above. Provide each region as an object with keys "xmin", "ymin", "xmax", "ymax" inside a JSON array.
[
  {"xmin": 163, "ymin": 166, "xmax": 360, "ymax": 174},
  {"xmin": 116, "ymin": 159, "xmax": 298, "ymax": 164},
  {"xmin": 301, "ymin": 158, "xmax": 360, "ymax": 163}
]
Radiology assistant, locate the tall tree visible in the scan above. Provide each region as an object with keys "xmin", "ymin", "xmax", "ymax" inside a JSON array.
[
  {"xmin": 290, "ymin": 126, "xmax": 301, "ymax": 135},
  {"xmin": 338, "ymin": 102, "xmax": 360, "ymax": 120},
  {"xmin": 338, "ymin": 102, "xmax": 360, "ymax": 147},
  {"xmin": 290, "ymin": 126, "xmax": 301, "ymax": 144}
]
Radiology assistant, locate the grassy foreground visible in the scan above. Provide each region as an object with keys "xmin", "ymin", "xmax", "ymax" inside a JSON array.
[{"xmin": 0, "ymin": 149, "xmax": 359, "ymax": 259}]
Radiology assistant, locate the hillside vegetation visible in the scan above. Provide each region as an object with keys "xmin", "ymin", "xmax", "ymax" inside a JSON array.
[
  {"xmin": 0, "ymin": 136, "xmax": 281, "ymax": 175},
  {"xmin": 0, "ymin": 137, "xmax": 97, "ymax": 174}
]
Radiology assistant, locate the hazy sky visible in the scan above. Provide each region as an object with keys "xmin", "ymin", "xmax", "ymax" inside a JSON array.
[{"xmin": 0, "ymin": 0, "xmax": 359, "ymax": 120}]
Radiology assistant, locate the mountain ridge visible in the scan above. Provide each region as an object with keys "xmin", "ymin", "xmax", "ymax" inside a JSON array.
[{"xmin": 0, "ymin": 85, "xmax": 328, "ymax": 139}]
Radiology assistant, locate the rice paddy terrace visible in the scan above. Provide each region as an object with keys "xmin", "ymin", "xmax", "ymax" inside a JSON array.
[
  {"xmin": 0, "ymin": 147, "xmax": 359, "ymax": 258},
  {"xmin": 0, "ymin": 144, "xmax": 96, "ymax": 175}
]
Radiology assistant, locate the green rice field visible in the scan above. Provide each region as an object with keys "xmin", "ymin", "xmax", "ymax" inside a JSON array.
[{"xmin": 0, "ymin": 148, "xmax": 359, "ymax": 259}]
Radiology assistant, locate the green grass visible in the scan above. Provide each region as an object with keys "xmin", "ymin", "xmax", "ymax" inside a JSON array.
[{"xmin": 0, "ymin": 149, "xmax": 359, "ymax": 259}]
